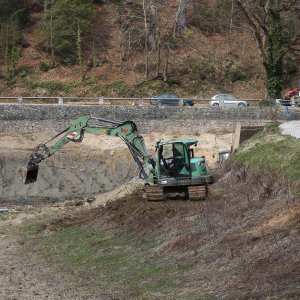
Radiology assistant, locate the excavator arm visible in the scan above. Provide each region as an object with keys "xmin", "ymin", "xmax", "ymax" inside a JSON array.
[{"xmin": 22, "ymin": 115, "xmax": 157, "ymax": 185}]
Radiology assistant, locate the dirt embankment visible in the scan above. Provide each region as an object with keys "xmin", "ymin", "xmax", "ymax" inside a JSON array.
[
  {"xmin": 45, "ymin": 165, "xmax": 300, "ymax": 299},
  {"xmin": 0, "ymin": 164, "xmax": 299, "ymax": 299}
]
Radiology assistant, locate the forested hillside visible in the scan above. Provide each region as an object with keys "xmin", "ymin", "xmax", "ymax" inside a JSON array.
[{"xmin": 0, "ymin": 0, "xmax": 299, "ymax": 99}]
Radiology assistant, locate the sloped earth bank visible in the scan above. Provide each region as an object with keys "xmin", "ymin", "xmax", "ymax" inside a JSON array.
[
  {"xmin": 1, "ymin": 166, "xmax": 299, "ymax": 299},
  {"xmin": 0, "ymin": 150, "xmax": 136, "ymax": 203}
]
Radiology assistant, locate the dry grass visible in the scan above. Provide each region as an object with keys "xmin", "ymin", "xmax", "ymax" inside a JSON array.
[{"xmin": 32, "ymin": 163, "xmax": 299, "ymax": 298}]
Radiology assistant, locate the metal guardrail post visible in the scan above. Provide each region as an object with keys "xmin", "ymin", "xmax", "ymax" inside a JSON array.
[
  {"xmin": 179, "ymin": 98, "xmax": 184, "ymax": 106},
  {"xmin": 58, "ymin": 97, "xmax": 64, "ymax": 105},
  {"xmin": 99, "ymin": 97, "xmax": 104, "ymax": 105},
  {"xmin": 17, "ymin": 96, "xmax": 23, "ymax": 104},
  {"xmin": 139, "ymin": 98, "xmax": 144, "ymax": 106}
]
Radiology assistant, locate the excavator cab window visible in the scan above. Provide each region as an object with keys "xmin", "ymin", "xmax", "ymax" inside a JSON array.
[
  {"xmin": 159, "ymin": 142, "xmax": 189, "ymax": 178},
  {"xmin": 189, "ymin": 148, "xmax": 194, "ymax": 158}
]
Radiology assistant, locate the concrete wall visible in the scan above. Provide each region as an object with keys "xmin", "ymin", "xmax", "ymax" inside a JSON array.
[{"xmin": 1, "ymin": 104, "xmax": 297, "ymax": 134}]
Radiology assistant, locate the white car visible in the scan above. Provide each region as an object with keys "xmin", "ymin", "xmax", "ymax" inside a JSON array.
[{"xmin": 209, "ymin": 94, "xmax": 249, "ymax": 107}]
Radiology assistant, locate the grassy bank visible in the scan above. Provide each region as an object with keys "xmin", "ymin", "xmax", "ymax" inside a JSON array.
[{"xmin": 233, "ymin": 123, "xmax": 300, "ymax": 190}]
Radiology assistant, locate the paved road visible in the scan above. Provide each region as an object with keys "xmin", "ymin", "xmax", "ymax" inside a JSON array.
[{"xmin": 280, "ymin": 120, "xmax": 300, "ymax": 139}]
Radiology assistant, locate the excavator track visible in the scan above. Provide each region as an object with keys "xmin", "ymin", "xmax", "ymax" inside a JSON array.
[
  {"xmin": 143, "ymin": 186, "xmax": 165, "ymax": 201},
  {"xmin": 143, "ymin": 185, "xmax": 209, "ymax": 201},
  {"xmin": 188, "ymin": 185, "xmax": 208, "ymax": 201}
]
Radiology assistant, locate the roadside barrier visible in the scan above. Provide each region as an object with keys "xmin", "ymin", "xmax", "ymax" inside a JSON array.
[{"xmin": 0, "ymin": 96, "xmax": 263, "ymax": 106}]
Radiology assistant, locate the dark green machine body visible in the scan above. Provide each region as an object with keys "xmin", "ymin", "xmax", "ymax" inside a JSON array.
[
  {"xmin": 22, "ymin": 115, "xmax": 213, "ymax": 200},
  {"xmin": 145, "ymin": 140, "xmax": 212, "ymax": 200}
]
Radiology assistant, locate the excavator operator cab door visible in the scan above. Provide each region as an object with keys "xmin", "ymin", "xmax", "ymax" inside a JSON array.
[{"xmin": 158, "ymin": 142, "xmax": 190, "ymax": 179}]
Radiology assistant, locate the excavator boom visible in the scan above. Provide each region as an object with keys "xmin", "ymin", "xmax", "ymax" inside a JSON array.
[{"xmin": 22, "ymin": 116, "xmax": 156, "ymax": 185}]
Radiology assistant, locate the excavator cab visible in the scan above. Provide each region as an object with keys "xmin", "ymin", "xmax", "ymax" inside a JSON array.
[
  {"xmin": 158, "ymin": 141, "xmax": 189, "ymax": 178},
  {"xmin": 157, "ymin": 140, "xmax": 208, "ymax": 180}
]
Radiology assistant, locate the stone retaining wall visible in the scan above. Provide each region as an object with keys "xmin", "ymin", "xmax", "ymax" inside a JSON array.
[{"xmin": 1, "ymin": 104, "xmax": 296, "ymax": 133}]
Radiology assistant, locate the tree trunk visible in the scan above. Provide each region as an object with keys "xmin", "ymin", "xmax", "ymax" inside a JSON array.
[
  {"xmin": 163, "ymin": 45, "xmax": 170, "ymax": 82},
  {"xmin": 174, "ymin": 0, "xmax": 188, "ymax": 34},
  {"xmin": 148, "ymin": 3, "xmax": 157, "ymax": 51},
  {"xmin": 49, "ymin": 0, "xmax": 54, "ymax": 57},
  {"xmin": 236, "ymin": 0, "xmax": 285, "ymax": 99},
  {"xmin": 155, "ymin": 31, "xmax": 161, "ymax": 77},
  {"xmin": 142, "ymin": 0, "xmax": 149, "ymax": 77}
]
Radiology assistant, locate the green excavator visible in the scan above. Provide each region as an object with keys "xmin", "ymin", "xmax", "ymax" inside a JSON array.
[{"xmin": 22, "ymin": 115, "xmax": 213, "ymax": 200}]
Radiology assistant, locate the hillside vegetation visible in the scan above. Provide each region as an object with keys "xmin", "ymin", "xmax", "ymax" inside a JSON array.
[
  {"xmin": 2, "ymin": 124, "xmax": 298, "ymax": 299},
  {"xmin": 0, "ymin": 0, "xmax": 299, "ymax": 99}
]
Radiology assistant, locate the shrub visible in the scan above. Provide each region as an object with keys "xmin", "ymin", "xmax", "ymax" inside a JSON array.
[
  {"xmin": 109, "ymin": 80, "xmax": 127, "ymax": 95},
  {"xmin": 29, "ymin": 81, "xmax": 70, "ymax": 95},
  {"xmin": 39, "ymin": 62, "xmax": 51, "ymax": 72},
  {"xmin": 229, "ymin": 69, "xmax": 248, "ymax": 83},
  {"xmin": 16, "ymin": 66, "xmax": 35, "ymax": 77}
]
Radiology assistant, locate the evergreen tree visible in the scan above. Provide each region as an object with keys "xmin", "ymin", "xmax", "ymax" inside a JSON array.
[
  {"xmin": 41, "ymin": 0, "xmax": 96, "ymax": 64},
  {"xmin": 0, "ymin": 0, "xmax": 29, "ymax": 26},
  {"xmin": 0, "ymin": 0, "xmax": 29, "ymax": 76}
]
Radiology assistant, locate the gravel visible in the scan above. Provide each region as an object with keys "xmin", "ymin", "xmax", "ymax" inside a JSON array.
[{"xmin": 279, "ymin": 120, "xmax": 300, "ymax": 139}]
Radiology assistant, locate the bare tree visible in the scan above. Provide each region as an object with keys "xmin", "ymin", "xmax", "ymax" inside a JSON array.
[
  {"xmin": 142, "ymin": 0, "xmax": 149, "ymax": 77},
  {"xmin": 236, "ymin": 0, "xmax": 300, "ymax": 98},
  {"xmin": 143, "ymin": 0, "xmax": 158, "ymax": 76},
  {"xmin": 148, "ymin": 2, "xmax": 157, "ymax": 51},
  {"xmin": 115, "ymin": 1, "xmax": 144, "ymax": 64},
  {"xmin": 174, "ymin": 0, "xmax": 188, "ymax": 35},
  {"xmin": 115, "ymin": 0, "xmax": 158, "ymax": 77}
]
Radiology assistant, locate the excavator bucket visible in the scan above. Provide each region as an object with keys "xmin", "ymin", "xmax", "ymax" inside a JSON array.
[{"xmin": 20, "ymin": 165, "xmax": 39, "ymax": 184}]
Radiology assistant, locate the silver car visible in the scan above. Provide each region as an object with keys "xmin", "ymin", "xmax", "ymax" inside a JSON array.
[{"xmin": 209, "ymin": 94, "xmax": 249, "ymax": 107}]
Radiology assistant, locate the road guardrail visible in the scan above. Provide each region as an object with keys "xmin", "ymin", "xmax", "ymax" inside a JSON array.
[{"xmin": 0, "ymin": 96, "xmax": 264, "ymax": 106}]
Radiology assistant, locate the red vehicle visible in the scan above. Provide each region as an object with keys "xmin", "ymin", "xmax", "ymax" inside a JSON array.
[{"xmin": 284, "ymin": 88, "xmax": 299, "ymax": 100}]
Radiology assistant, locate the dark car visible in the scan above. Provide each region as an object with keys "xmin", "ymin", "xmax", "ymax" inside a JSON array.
[{"xmin": 150, "ymin": 93, "xmax": 194, "ymax": 106}]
